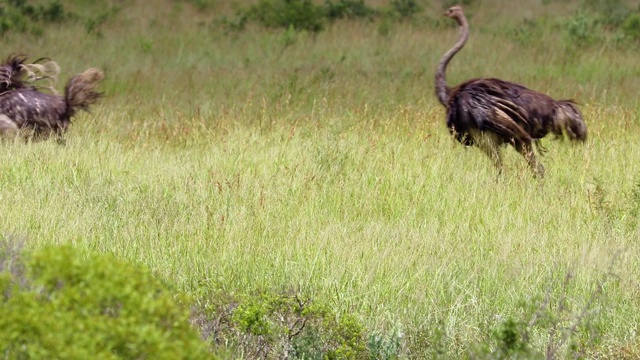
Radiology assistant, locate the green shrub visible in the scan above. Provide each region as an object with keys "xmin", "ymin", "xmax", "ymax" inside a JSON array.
[
  {"xmin": 246, "ymin": 0, "xmax": 325, "ymax": 32},
  {"xmin": 216, "ymin": 10, "xmax": 249, "ymax": 33},
  {"xmin": 622, "ymin": 12, "xmax": 640, "ymax": 41},
  {"xmin": 367, "ymin": 328, "xmax": 404, "ymax": 360},
  {"xmin": 0, "ymin": 240, "xmax": 212, "ymax": 359},
  {"xmin": 476, "ymin": 318, "xmax": 536, "ymax": 358},
  {"xmin": 0, "ymin": 0, "xmax": 68, "ymax": 35},
  {"xmin": 324, "ymin": 0, "xmax": 376, "ymax": 21},
  {"xmin": 31, "ymin": 0, "xmax": 66, "ymax": 22},
  {"xmin": 389, "ymin": 0, "xmax": 422, "ymax": 19},
  {"xmin": 509, "ymin": 18, "xmax": 543, "ymax": 45},
  {"xmin": 230, "ymin": 0, "xmax": 481, "ymax": 33},
  {"xmin": 194, "ymin": 290, "xmax": 374, "ymax": 359},
  {"xmin": 583, "ymin": 0, "xmax": 630, "ymax": 26},
  {"xmin": 176, "ymin": 0, "xmax": 216, "ymax": 11},
  {"xmin": 565, "ymin": 11, "xmax": 600, "ymax": 47},
  {"xmin": 84, "ymin": 5, "xmax": 122, "ymax": 35}
]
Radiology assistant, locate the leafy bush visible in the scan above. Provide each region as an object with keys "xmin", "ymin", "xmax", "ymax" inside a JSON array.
[
  {"xmin": 473, "ymin": 317, "xmax": 536, "ymax": 358},
  {"xmin": 84, "ymin": 5, "xmax": 123, "ymax": 35},
  {"xmin": 246, "ymin": 0, "xmax": 326, "ymax": 32},
  {"xmin": 367, "ymin": 328, "xmax": 404, "ymax": 360},
  {"xmin": 565, "ymin": 11, "xmax": 600, "ymax": 47},
  {"xmin": 324, "ymin": 0, "xmax": 376, "ymax": 21},
  {"xmin": 175, "ymin": 0, "xmax": 217, "ymax": 11},
  {"xmin": 0, "ymin": 240, "xmax": 211, "ymax": 359},
  {"xmin": 622, "ymin": 12, "xmax": 640, "ymax": 41},
  {"xmin": 556, "ymin": 0, "xmax": 640, "ymax": 48},
  {"xmin": 583, "ymin": 0, "xmax": 630, "ymax": 26},
  {"xmin": 0, "ymin": 0, "xmax": 67, "ymax": 35},
  {"xmin": 231, "ymin": 0, "xmax": 427, "ymax": 33},
  {"xmin": 509, "ymin": 18, "xmax": 544, "ymax": 45},
  {"xmin": 194, "ymin": 290, "xmax": 378, "ymax": 359},
  {"xmin": 389, "ymin": 0, "xmax": 422, "ymax": 19}
]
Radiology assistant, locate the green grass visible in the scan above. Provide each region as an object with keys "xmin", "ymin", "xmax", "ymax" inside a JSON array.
[{"xmin": 1, "ymin": 0, "xmax": 640, "ymax": 357}]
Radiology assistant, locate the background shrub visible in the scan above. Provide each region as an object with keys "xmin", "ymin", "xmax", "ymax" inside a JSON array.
[
  {"xmin": 324, "ymin": 0, "xmax": 376, "ymax": 21},
  {"xmin": 246, "ymin": 0, "xmax": 326, "ymax": 32},
  {"xmin": 622, "ymin": 12, "xmax": 640, "ymax": 41},
  {"xmin": 583, "ymin": 0, "xmax": 630, "ymax": 26},
  {"xmin": 0, "ymin": 0, "xmax": 67, "ymax": 35},
  {"xmin": 388, "ymin": 0, "xmax": 422, "ymax": 19},
  {"xmin": 565, "ymin": 11, "xmax": 600, "ymax": 47}
]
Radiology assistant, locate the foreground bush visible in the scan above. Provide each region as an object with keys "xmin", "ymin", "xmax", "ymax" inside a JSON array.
[{"xmin": 0, "ymin": 239, "xmax": 212, "ymax": 359}]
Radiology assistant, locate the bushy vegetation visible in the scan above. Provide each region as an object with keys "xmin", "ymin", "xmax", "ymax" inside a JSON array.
[
  {"xmin": 0, "ymin": 0, "xmax": 126, "ymax": 36},
  {"xmin": 0, "ymin": 0, "xmax": 66, "ymax": 35},
  {"xmin": 175, "ymin": 0, "xmax": 216, "ymax": 11},
  {"xmin": 194, "ymin": 290, "xmax": 377, "ymax": 359},
  {"xmin": 225, "ymin": 0, "xmax": 425, "ymax": 33},
  {"xmin": 504, "ymin": 0, "xmax": 640, "ymax": 48},
  {"xmin": 0, "ymin": 238, "xmax": 211, "ymax": 359},
  {"xmin": 387, "ymin": 0, "xmax": 422, "ymax": 19},
  {"xmin": 244, "ymin": 0, "xmax": 327, "ymax": 32},
  {"xmin": 622, "ymin": 12, "xmax": 640, "ymax": 41},
  {"xmin": 324, "ymin": 0, "xmax": 377, "ymax": 21},
  {"xmin": 214, "ymin": 0, "xmax": 640, "ymax": 51},
  {"xmin": 583, "ymin": 0, "xmax": 631, "ymax": 27}
]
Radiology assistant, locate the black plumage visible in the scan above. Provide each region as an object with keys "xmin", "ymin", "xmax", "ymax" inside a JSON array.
[{"xmin": 0, "ymin": 59, "xmax": 103, "ymax": 140}]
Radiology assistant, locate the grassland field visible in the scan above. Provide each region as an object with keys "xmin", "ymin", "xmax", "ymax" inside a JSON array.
[{"xmin": 1, "ymin": 0, "xmax": 640, "ymax": 357}]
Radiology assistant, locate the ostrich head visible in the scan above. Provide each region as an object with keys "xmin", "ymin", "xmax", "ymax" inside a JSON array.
[
  {"xmin": 444, "ymin": 5, "xmax": 465, "ymax": 25},
  {"xmin": 553, "ymin": 101, "xmax": 587, "ymax": 142}
]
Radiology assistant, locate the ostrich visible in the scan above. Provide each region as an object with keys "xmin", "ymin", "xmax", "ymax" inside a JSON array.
[
  {"xmin": 0, "ymin": 66, "xmax": 104, "ymax": 140},
  {"xmin": 0, "ymin": 55, "xmax": 61, "ymax": 94},
  {"xmin": 435, "ymin": 5, "xmax": 587, "ymax": 177}
]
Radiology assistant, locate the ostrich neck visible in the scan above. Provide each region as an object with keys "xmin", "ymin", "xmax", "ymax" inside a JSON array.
[{"xmin": 435, "ymin": 15, "xmax": 469, "ymax": 106}]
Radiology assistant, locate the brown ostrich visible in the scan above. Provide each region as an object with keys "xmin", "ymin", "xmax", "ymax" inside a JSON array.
[
  {"xmin": 435, "ymin": 5, "xmax": 587, "ymax": 177},
  {"xmin": 0, "ymin": 57, "xmax": 103, "ymax": 141}
]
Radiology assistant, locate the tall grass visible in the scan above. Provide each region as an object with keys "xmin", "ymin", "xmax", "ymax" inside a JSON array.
[{"xmin": 1, "ymin": 0, "xmax": 640, "ymax": 357}]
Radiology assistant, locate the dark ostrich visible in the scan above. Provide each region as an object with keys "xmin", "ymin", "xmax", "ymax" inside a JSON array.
[
  {"xmin": 0, "ymin": 57, "xmax": 103, "ymax": 140},
  {"xmin": 0, "ymin": 55, "xmax": 60, "ymax": 93},
  {"xmin": 435, "ymin": 5, "xmax": 587, "ymax": 177}
]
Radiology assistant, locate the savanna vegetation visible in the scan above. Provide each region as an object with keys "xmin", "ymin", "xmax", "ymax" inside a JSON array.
[{"xmin": 0, "ymin": 0, "xmax": 639, "ymax": 358}]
